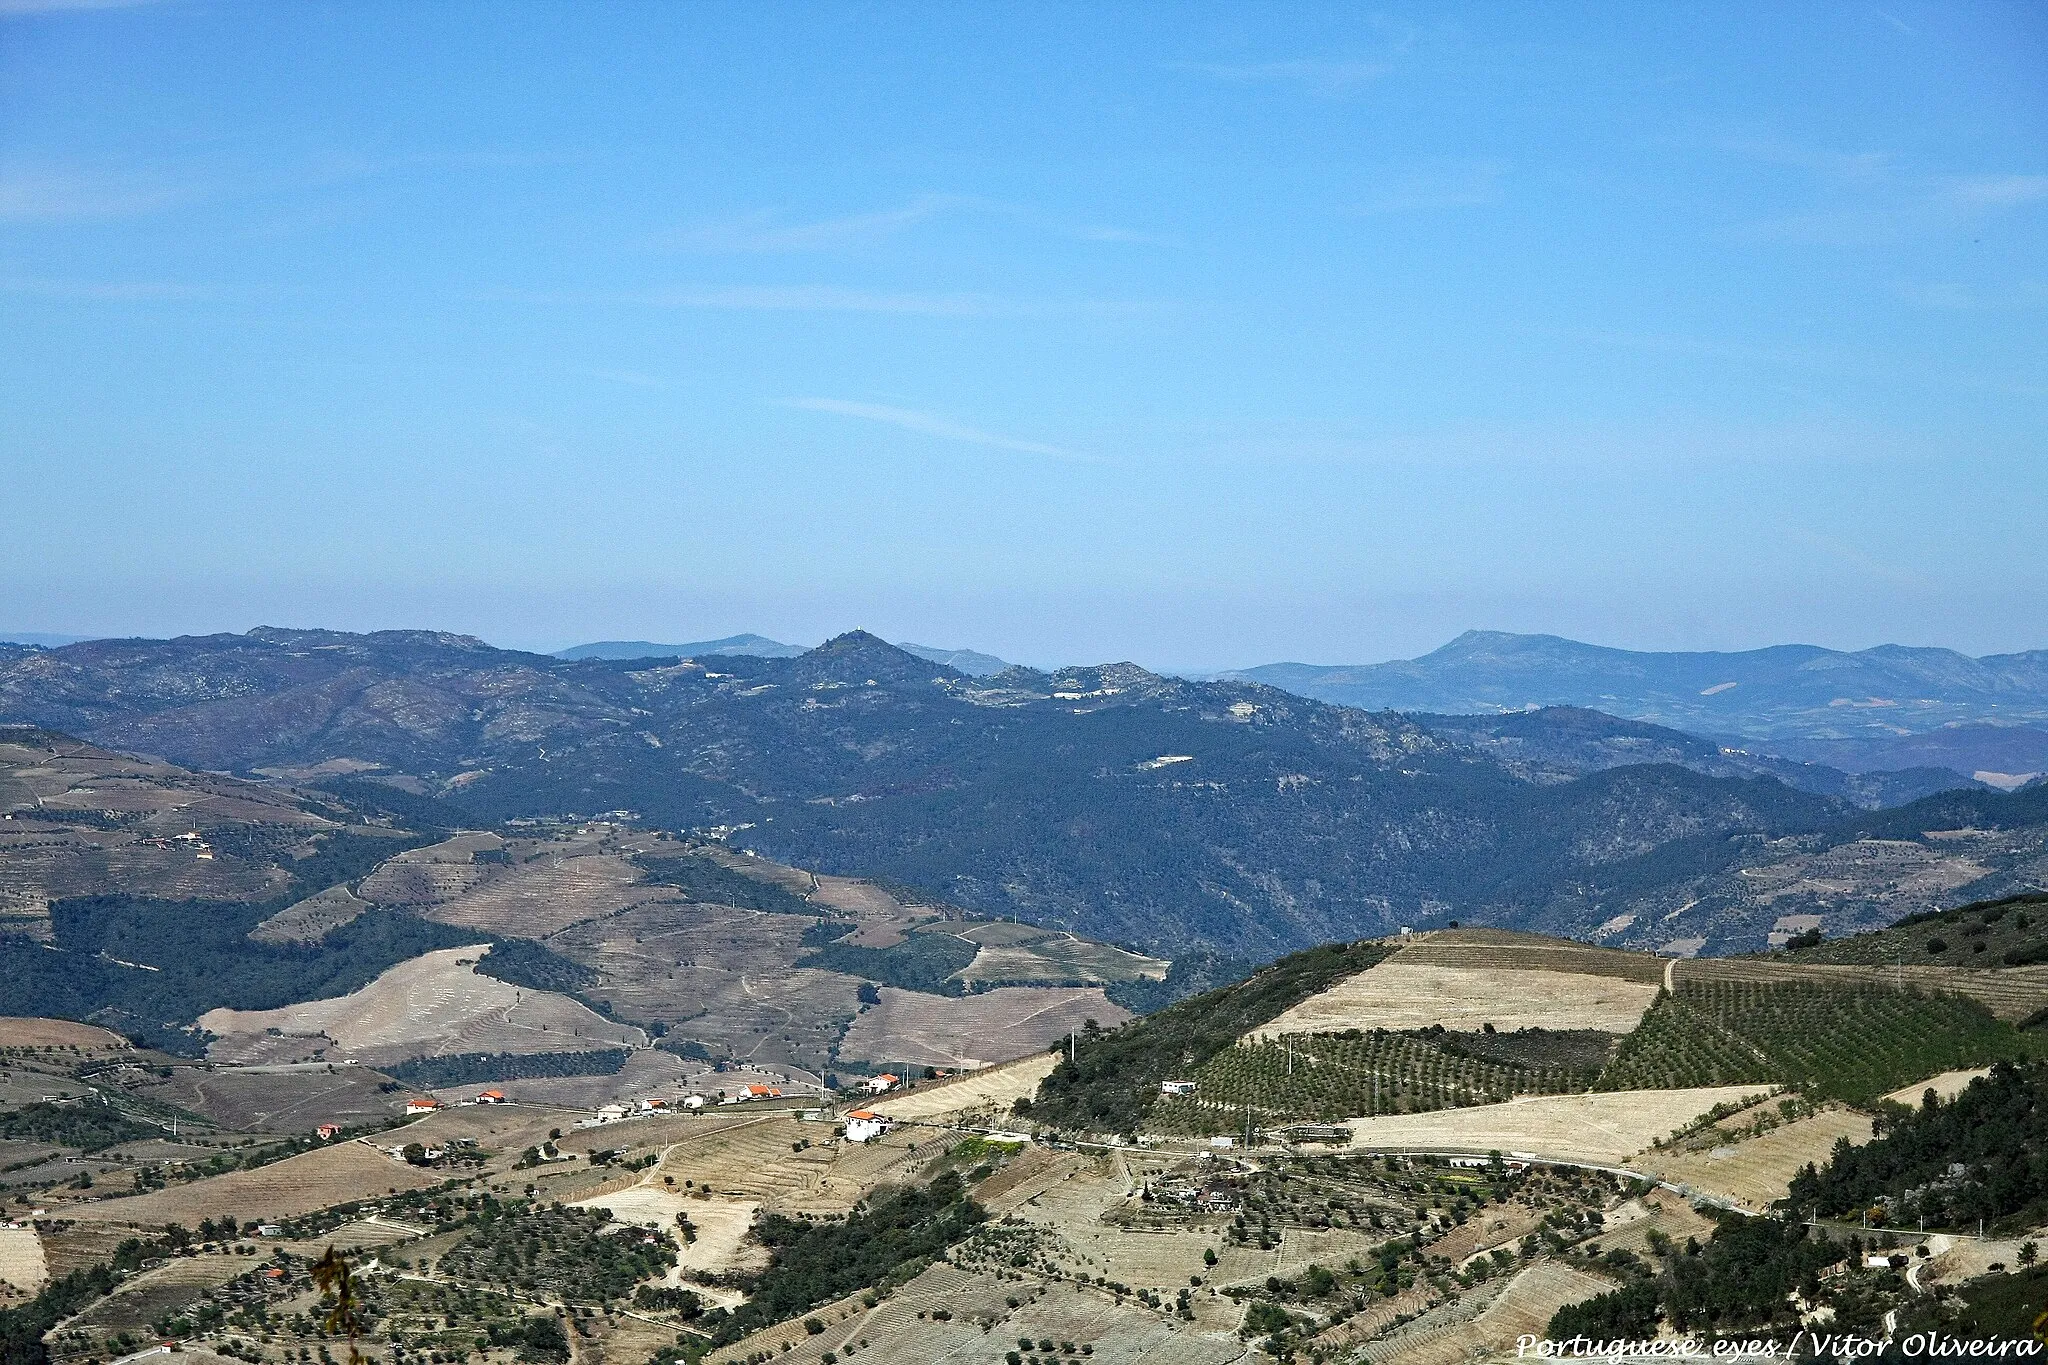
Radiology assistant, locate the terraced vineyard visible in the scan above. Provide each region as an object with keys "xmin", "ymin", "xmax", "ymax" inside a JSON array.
[
  {"xmin": 1597, "ymin": 980, "xmax": 2041, "ymax": 1103},
  {"xmin": 1150, "ymin": 1029, "xmax": 1601, "ymax": 1133}
]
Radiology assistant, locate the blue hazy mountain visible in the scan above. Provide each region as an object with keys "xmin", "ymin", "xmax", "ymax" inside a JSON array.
[
  {"xmin": 895, "ymin": 644, "xmax": 1009, "ymax": 676},
  {"xmin": 8, "ymin": 627, "xmax": 2042, "ymax": 957},
  {"xmin": 557, "ymin": 636, "xmax": 1009, "ymax": 676},
  {"xmin": 0, "ymin": 632, "xmax": 98, "ymax": 648},
  {"xmin": 555, "ymin": 634, "xmax": 808, "ymax": 661},
  {"xmin": 1229, "ymin": 631, "xmax": 2048, "ymax": 779}
]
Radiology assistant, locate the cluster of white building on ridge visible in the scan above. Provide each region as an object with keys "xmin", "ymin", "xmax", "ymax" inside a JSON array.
[{"xmin": 363, "ymin": 1072, "xmax": 914, "ymax": 1143}]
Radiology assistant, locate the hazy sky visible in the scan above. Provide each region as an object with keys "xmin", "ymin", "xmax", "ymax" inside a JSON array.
[{"xmin": 3, "ymin": 3, "xmax": 2044, "ymax": 669}]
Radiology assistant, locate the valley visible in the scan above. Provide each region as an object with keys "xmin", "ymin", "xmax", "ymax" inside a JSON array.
[
  {"xmin": 5, "ymin": 633, "xmax": 2046, "ymax": 959},
  {"xmin": 4, "ymin": 906, "xmax": 2048, "ymax": 1365},
  {"xmin": 4, "ymin": 639, "xmax": 2048, "ymax": 1364}
]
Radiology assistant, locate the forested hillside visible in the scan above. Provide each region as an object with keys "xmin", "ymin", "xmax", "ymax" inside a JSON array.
[{"xmin": 5, "ymin": 631, "xmax": 2043, "ymax": 955}]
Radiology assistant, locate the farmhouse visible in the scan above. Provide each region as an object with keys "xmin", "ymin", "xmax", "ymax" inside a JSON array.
[
  {"xmin": 862, "ymin": 1074, "xmax": 900, "ymax": 1095},
  {"xmin": 744, "ymin": 1083, "xmax": 783, "ymax": 1100},
  {"xmin": 314, "ymin": 1123, "xmax": 342, "ymax": 1140},
  {"xmin": 475, "ymin": 1089, "xmax": 507, "ymax": 1105},
  {"xmin": 404, "ymin": 1097, "xmax": 440, "ymax": 1115},
  {"xmin": 1160, "ymin": 1080, "xmax": 1197, "ymax": 1097},
  {"xmin": 682, "ymin": 1094, "xmax": 706, "ymax": 1110},
  {"xmin": 845, "ymin": 1109, "xmax": 890, "ymax": 1143}
]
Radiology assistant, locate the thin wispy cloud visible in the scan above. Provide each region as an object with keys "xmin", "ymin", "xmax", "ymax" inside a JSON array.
[
  {"xmin": 0, "ymin": 275, "xmax": 206, "ymax": 301},
  {"xmin": 0, "ymin": 167, "xmax": 193, "ymax": 220},
  {"xmin": 1893, "ymin": 279, "xmax": 2048, "ymax": 312},
  {"xmin": 1716, "ymin": 135, "xmax": 1891, "ymax": 183},
  {"xmin": 786, "ymin": 398, "xmax": 1089, "ymax": 462},
  {"xmin": 1939, "ymin": 174, "xmax": 2048, "ymax": 210},
  {"xmin": 1066, "ymin": 224, "xmax": 1181, "ymax": 248},
  {"xmin": 492, "ymin": 284, "xmax": 1143, "ymax": 320},
  {"xmin": 1355, "ymin": 159, "xmax": 1505, "ymax": 216},
  {"xmin": 1177, "ymin": 58, "xmax": 1390, "ymax": 98},
  {"xmin": 1713, "ymin": 134, "xmax": 2047, "ymax": 245},
  {"xmin": 667, "ymin": 194, "xmax": 984, "ymax": 253},
  {"xmin": 0, "ymin": 0, "xmax": 164, "ymax": 14},
  {"xmin": 654, "ymin": 285, "xmax": 1032, "ymax": 317},
  {"xmin": 588, "ymin": 368, "xmax": 664, "ymax": 388}
]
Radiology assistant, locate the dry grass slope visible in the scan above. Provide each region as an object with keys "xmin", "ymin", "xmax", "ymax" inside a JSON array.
[
  {"xmin": 841, "ymin": 985, "xmax": 1131, "ymax": 1069},
  {"xmin": 1644, "ymin": 1107, "xmax": 1874, "ymax": 1210},
  {"xmin": 870, "ymin": 1052, "xmax": 1058, "ymax": 1122},
  {"xmin": 198, "ymin": 945, "xmax": 643, "ymax": 1065},
  {"xmin": 71, "ymin": 1138, "xmax": 443, "ymax": 1224},
  {"xmin": 1342, "ymin": 1085, "xmax": 1775, "ymax": 1166},
  {"xmin": 1257, "ymin": 961, "xmax": 1660, "ymax": 1038}
]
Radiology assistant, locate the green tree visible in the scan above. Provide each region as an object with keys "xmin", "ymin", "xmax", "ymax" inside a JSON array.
[{"xmin": 311, "ymin": 1247, "xmax": 366, "ymax": 1365}]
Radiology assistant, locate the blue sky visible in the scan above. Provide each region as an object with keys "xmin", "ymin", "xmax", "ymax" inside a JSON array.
[{"xmin": 3, "ymin": 2, "xmax": 2044, "ymax": 669}]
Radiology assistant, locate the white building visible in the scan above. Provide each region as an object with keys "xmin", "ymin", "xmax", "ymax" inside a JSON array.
[{"xmin": 844, "ymin": 1109, "xmax": 889, "ymax": 1143}]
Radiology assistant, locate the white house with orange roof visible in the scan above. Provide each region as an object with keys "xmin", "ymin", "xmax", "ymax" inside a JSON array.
[{"xmin": 844, "ymin": 1109, "xmax": 890, "ymax": 1143}]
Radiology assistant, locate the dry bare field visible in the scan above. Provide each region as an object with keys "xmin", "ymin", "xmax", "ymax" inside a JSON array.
[
  {"xmin": 1364, "ymin": 1261, "xmax": 1615, "ymax": 1365},
  {"xmin": 806, "ymin": 875, "xmax": 927, "ymax": 948},
  {"xmin": 70, "ymin": 1137, "xmax": 444, "ymax": 1224},
  {"xmin": 249, "ymin": 884, "xmax": 371, "ymax": 943},
  {"xmin": 643, "ymin": 1114, "xmax": 928, "ymax": 1214},
  {"xmin": 1726, "ymin": 837, "xmax": 2000, "ymax": 922},
  {"xmin": 37, "ymin": 1222, "xmax": 139, "ymax": 1276},
  {"xmin": 0, "ymin": 734, "xmax": 342, "ymax": 923},
  {"xmin": 1646, "ymin": 1107, "xmax": 1874, "ymax": 1210},
  {"xmin": 427, "ymin": 1047, "xmax": 688, "ymax": 1111},
  {"xmin": 1591, "ymin": 1190, "xmax": 1718, "ymax": 1260},
  {"xmin": 1883, "ymin": 1067, "xmax": 1991, "ymax": 1105},
  {"xmin": 840, "ymin": 985, "xmax": 1131, "ymax": 1069},
  {"xmin": 1392, "ymin": 929, "xmax": 1669, "ymax": 983},
  {"xmin": 64, "ymin": 1254, "xmax": 251, "ymax": 1335},
  {"xmin": 870, "ymin": 1052, "xmax": 1057, "ymax": 1122},
  {"xmin": 960, "ymin": 933, "xmax": 1167, "ymax": 985},
  {"xmin": 355, "ymin": 831, "xmax": 506, "ymax": 905},
  {"xmin": 0, "ymin": 822, "xmax": 286, "ymax": 920},
  {"xmin": 546, "ymin": 899, "xmax": 859, "ymax": 1071},
  {"xmin": 198, "ymin": 946, "xmax": 643, "ymax": 1065},
  {"xmin": 0, "ymin": 1227, "xmax": 47, "ymax": 1295},
  {"xmin": 1342, "ymin": 1085, "xmax": 1776, "ymax": 1166},
  {"xmin": 719, "ymin": 1259, "xmax": 1237, "ymax": 1365},
  {"xmin": 417, "ymin": 848, "xmax": 669, "ymax": 938},
  {"xmin": 570, "ymin": 1184, "xmax": 764, "ymax": 1278},
  {"xmin": 1256, "ymin": 962, "xmax": 1660, "ymax": 1038},
  {"xmin": 146, "ymin": 1062, "xmax": 402, "ymax": 1131},
  {"xmin": 957, "ymin": 921, "xmax": 1056, "ymax": 947},
  {"xmin": 1675, "ymin": 956, "xmax": 2048, "ymax": 1021},
  {"xmin": 0, "ymin": 1017, "xmax": 129, "ymax": 1049},
  {"xmin": 0, "ymin": 736, "xmax": 330, "ymax": 829},
  {"xmin": 1003, "ymin": 1149, "xmax": 1226, "ymax": 1292},
  {"xmin": 693, "ymin": 843, "xmax": 817, "ymax": 895}
]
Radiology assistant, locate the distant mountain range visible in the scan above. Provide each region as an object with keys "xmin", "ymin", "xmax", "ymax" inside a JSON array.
[
  {"xmin": 555, "ymin": 635, "xmax": 1009, "ymax": 676},
  {"xmin": 2, "ymin": 627, "xmax": 2043, "ymax": 958},
  {"xmin": 556, "ymin": 634, "xmax": 809, "ymax": 661},
  {"xmin": 1228, "ymin": 630, "xmax": 2048, "ymax": 784},
  {"xmin": 0, "ymin": 631, "xmax": 96, "ymax": 648}
]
